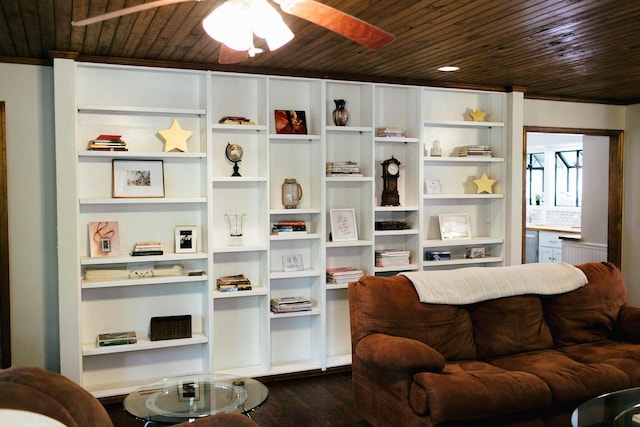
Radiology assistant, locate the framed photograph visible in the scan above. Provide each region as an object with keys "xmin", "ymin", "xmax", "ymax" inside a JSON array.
[
  {"xmin": 438, "ymin": 213, "xmax": 472, "ymax": 240},
  {"xmin": 274, "ymin": 110, "xmax": 308, "ymax": 134},
  {"xmin": 175, "ymin": 226, "xmax": 197, "ymax": 253},
  {"xmin": 112, "ymin": 160, "xmax": 165, "ymax": 198},
  {"xmin": 425, "ymin": 179, "xmax": 442, "ymax": 194},
  {"xmin": 177, "ymin": 378, "xmax": 200, "ymax": 402},
  {"xmin": 88, "ymin": 221, "xmax": 121, "ymax": 257},
  {"xmin": 330, "ymin": 208, "xmax": 358, "ymax": 241},
  {"xmin": 283, "ymin": 254, "xmax": 304, "ymax": 272}
]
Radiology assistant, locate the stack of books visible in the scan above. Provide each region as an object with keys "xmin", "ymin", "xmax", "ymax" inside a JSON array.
[
  {"xmin": 458, "ymin": 145, "xmax": 492, "ymax": 157},
  {"xmin": 271, "ymin": 220, "xmax": 307, "ymax": 235},
  {"xmin": 326, "ymin": 267, "xmax": 364, "ymax": 285},
  {"xmin": 216, "ymin": 274, "xmax": 252, "ymax": 292},
  {"xmin": 270, "ymin": 296, "xmax": 312, "ymax": 314},
  {"xmin": 375, "ymin": 249, "xmax": 411, "ymax": 267},
  {"xmin": 326, "ymin": 161, "xmax": 362, "ymax": 177},
  {"xmin": 88, "ymin": 134, "xmax": 128, "ymax": 151},
  {"xmin": 131, "ymin": 242, "xmax": 163, "ymax": 256},
  {"xmin": 376, "ymin": 127, "xmax": 406, "ymax": 137},
  {"xmin": 218, "ymin": 115, "xmax": 255, "ymax": 125},
  {"xmin": 97, "ymin": 331, "xmax": 137, "ymax": 347}
]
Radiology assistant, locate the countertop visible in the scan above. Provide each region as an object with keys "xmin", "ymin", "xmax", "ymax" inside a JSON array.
[{"xmin": 525, "ymin": 224, "xmax": 582, "ymax": 237}]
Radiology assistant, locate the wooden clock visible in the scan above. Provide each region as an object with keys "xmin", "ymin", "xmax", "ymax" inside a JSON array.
[{"xmin": 381, "ymin": 156, "xmax": 401, "ymax": 206}]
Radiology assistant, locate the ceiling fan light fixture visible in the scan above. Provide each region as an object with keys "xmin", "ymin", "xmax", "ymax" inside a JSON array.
[
  {"xmin": 203, "ymin": 0, "xmax": 253, "ymax": 51},
  {"xmin": 250, "ymin": 0, "xmax": 293, "ymax": 51},
  {"xmin": 438, "ymin": 66, "xmax": 460, "ymax": 72}
]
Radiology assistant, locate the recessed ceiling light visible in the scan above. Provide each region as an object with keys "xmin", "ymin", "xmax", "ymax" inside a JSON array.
[{"xmin": 438, "ymin": 66, "xmax": 460, "ymax": 72}]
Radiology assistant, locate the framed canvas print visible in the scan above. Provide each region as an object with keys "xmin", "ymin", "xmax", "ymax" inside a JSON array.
[
  {"xmin": 438, "ymin": 213, "xmax": 471, "ymax": 240},
  {"xmin": 112, "ymin": 160, "xmax": 165, "ymax": 198},
  {"xmin": 330, "ymin": 208, "xmax": 358, "ymax": 241},
  {"xmin": 88, "ymin": 221, "xmax": 121, "ymax": 257},
  {"xmin": 274, "ymin": 110, "xmax": 308, "ymax": 134},
  {"xmin": 425, "ymin": 179, "xmax": 442, "ymax": 194},
  {"xmin": 175, "ymin": 225, "xmax": 197, "ymax": 253},
  {"xmin": 283, "ymin": 254, "xmax": 304, "ymax": 272}
]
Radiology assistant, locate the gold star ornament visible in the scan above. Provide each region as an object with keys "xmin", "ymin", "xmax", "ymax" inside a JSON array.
[
  {"xmin": 469, "ymin": 108, "xmax": 487, "ymax": 122},
  {"xmin": 473, "ymin": 173, "xmax": 496, "ymax": 194},
  {"xmin": 158, "ymin": 119, "xmax": 192, "ymax": 152}
]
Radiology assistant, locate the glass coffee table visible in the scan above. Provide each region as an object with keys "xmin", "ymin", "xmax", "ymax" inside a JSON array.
[
  {"xmin": 571, "ymin": 387, "xmax": 640, "ymax": 426},
  {"xmin": 124, "ymin": 374, "xmax": 268, "ymax": 426}
]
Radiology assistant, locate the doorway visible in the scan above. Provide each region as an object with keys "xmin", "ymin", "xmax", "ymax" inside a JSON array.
[{"xmin": 522, "ymin": 127, "xmax": 623, "ymax": 267}]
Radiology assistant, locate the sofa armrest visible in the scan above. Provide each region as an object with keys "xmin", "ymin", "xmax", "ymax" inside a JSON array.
[
  {"xmin": 614, "ymin": 305, "xmax": 640, "ymax": 341},
  {"xmin": 355, "ymin": 333, "xmax": 445, "ymax": 372}
]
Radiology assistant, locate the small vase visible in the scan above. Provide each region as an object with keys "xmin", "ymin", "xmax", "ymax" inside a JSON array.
[
  {"xmin": 224, "ymin": 213, "xmax": 246, "ymax": 246},
  {"xmin": 332, "ymin": 99, "xmax": 349, "ymax": 126}
]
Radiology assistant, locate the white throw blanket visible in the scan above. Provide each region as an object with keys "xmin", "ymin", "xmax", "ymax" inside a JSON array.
[{"xmin": 400, "ymin": 263, "xmax": 587, "ymax": 304}]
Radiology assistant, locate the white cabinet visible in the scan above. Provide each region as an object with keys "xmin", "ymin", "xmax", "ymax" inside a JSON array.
[
  {"xmin": 539, "ymin": 231, "xmax": 563, "ymax": 263},
  {"xmin": 421, "ymin": 88, "xmax": 507, "ymax": 268},
  {"xmin": 56, "ymin": 61, "xmax": 512, "ymax": 396}
]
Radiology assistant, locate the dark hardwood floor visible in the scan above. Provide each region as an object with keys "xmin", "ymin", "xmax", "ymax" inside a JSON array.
[{"xmin": 103, "ymin": 370, "xmax": 371, "ymax": 427}]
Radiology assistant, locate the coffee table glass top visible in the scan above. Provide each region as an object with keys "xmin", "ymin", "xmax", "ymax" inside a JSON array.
[
  {"xmin": 124, "ymin": 374, "xmax": 268, "ymax": 424},
  {"xmin": 572, "ymin": 387, "xmax": 640, "ymax": 427}
]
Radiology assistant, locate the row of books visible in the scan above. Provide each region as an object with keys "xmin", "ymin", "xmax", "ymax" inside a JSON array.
[
  {"xmin": 88, "ymin": 134, "xmax": 128, "ymax": 151},
  {"xmin": 131, "ymin": 242, "xmax": 163, "ymax": 256},
  {"xmin": 458, "ymin": 145, "xmax": 493, "ymax": 157},
  {"xmin": 218, "ymin": 115, "xmax": 255, "ymax": 125},
  {"xmin": 270, "ymin": 296, "xmax": 312, "ymax": 313},
  {"xmin": 216, "ymin": 274, "xmax": 252, "ymax": 292},
  {"xmin": 271, "ymin": 220, "xmax": 307, "ymax": 235},
  {"xmin": 326, "ymin": 161, "xmax": 362, "ymax": 177},
  {"xmin": 375, "ymin": 249, "xmax": 411, "ymax": 267},
  {"xmin": 376, "ymin": 127, "xmax": 406, "ymax": 137},
  {"xmin": 326, "ymin": 267, "xmax": 364, "ymax": 284}
]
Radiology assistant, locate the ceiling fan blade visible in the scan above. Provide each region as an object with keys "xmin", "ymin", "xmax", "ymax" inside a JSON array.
[
  {"xmin": 277, "ymin": 0, "xmax": 394, "ymax": 50},
  {"xmin": 219, "ymin": 44, "xmax": 250, "ymax": 64},
  {"xmin": 72, "ymin": 0, "xmax": 197, "ymax": 26}
]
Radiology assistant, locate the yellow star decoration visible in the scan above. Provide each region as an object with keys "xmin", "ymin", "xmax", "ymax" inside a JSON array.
[
  {"xmin": 473, "ymin": 172, "xmax": 496, "ymax": 194},
  {"xmin": 469, "ymin": 108, "xmax": 487, "ymax": 122},
  {"xmin": 158, "ymin": 119, "xmax": 192, "ymax": 152}
]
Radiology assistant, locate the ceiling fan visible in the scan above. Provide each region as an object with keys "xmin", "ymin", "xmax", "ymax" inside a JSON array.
[{"xmin": 71, "ymin": 0, "xmax": 395, "ymax": 64}]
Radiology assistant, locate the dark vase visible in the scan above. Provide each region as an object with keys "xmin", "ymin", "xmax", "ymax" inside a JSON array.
[{"xmin": 332, "ymin": 99, "xmax": 349, "ymax": 126}]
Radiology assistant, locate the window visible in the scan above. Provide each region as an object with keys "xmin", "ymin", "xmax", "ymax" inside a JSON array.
[
  {"xmin": 555, "ymin": 149, "xmax": 582, "ymax": 207},
  {"xmin": 526, "ymin": 152, "xmax": 544, "ymax": 205}
]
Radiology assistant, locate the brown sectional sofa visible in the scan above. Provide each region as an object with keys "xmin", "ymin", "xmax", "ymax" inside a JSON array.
[{"xmin": 348, "ymin": 262, "xmax": 640, "ymax": 427}]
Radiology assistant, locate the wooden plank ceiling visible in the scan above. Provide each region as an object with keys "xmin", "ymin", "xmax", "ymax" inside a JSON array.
[{"xmin": 1, "ymin": 0, "xmax": 640, "ymax": 104}]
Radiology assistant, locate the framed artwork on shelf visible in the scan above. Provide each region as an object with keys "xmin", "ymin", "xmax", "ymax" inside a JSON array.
[
  {"xmin": 88, "ymin": 221, "xmax": 121, "ymax": 257},
  {"xmin": 177, "ymin": 378, "xmax": 201, "ymax": 402},
  {"xmin": 425, "ymin": 179, "xmax": 442, "ymax": 194},
  {"xmin": 283, "ymin": 254, "xmax": 304, "ymax": 272},
  {"xmin": 438, "ymin": 213, "xmax": 472, "ymax": 240},
  {"xmin": 175, "ymin": 225, "xmax": 197, "ymax": 253},
  {"xmin": 274, "ymin": 110, "xmax": 307, "ymax": 134},
  {"xmin": 330, "ymin": 208, "xmax": 358, "ymax": 241},
  {"xmin": 112, "ymin": 159, "xmax": 165, "ymax": 198}
]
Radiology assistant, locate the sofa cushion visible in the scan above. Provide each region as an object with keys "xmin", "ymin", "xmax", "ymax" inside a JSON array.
[
  {"xmin": 350, "ymin": 275, "xmax": 477, "ymax": 360},
  {"xmin": 544, "ymin": 262, "xmax": 627, "ymax": 346},
  {"xmin": 471, "ymin": 295, "xmax": 554, "ymax": 359},
  {"xmin": 410, "ymin": 360, "xmax": 551, "ymax": 424},
  {"xmin": 0, "ymin": 383, "xmax": 78, "ymax": 426},
  {"xmin": 489, "ymin": 349, "xmax": 631, "ymax": 406}
]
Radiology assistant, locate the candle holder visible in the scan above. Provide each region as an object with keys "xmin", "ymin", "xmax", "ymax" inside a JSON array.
[{"xmin": 224, "ymin": 213, "xmax": 246, "ymax": 246}]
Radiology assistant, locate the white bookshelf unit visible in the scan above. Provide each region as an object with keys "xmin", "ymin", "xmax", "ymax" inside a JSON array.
[{"xmin": 55, "ymin": 60, "xmax": 511, "ymax": 396}]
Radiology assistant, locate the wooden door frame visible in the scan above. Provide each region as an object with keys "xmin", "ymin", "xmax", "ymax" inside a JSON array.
[
  {"xmin": 522, "ymin": 126, "xmax": 623, "ymax": 267},
  {"xmin": 0, "ymin": 101, "xmax": 9, "ymax": 367}
]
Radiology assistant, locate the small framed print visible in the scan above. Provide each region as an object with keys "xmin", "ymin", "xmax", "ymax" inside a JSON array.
[
  {"xmin": 330, "ymin": 208, "xmax": 358, "ymax": 241},
  {"xmin": 175, "ymin": 226, "xmax": 197, "ymax": 253},
  {"xmin": 177, "ymin": 378, "xmax": 200, "ymax": 402},
  {"xmin": 274, "ymin": 110, "xmax": 308, "ymax": 134},
  {"xmin": 112, "ymin": 160, "xmax": 165, "ymax": 198},
  {"xmin": 283, "ymin": 254, "xmax": 304, "ymax": 272},
  {"xmin": 438, "ymin": 213, "xmax": 472, "ymax": 240},
  {"xmin": 425, "ymin": 179, "xmax": 442, "ymax": 194},
  {"xmin": 88, "ymin": 221, "xmax": 121, "ymax": 257}
]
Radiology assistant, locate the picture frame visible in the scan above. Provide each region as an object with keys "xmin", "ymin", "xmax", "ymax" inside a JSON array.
[
  {"xmin": 425, "ymin": 179, "xmax": 442, "ymax": 194},
  {"xmin": 88, "ymin": 221, "xmax": 121, "ymax": 257},
  {"xmin": 330, "ymin": 208, "xmax": 358, "ymax": 241},
  {"xmin": 283, "ymin": 254, "xmax": 304, "ymax": 272},
  {"xmin": 438, "ymin": 213, "xmax": 472, "ymax": 240},
  {"xmin": 274, "ymin": 110, "xmax": 308, "ymax": 134},
  {"xmin": 175, "ymin": 225, "xmax": 197, "ymax": 253},
  {"xmin": 112, "ymin": 160, "xmax": 165, "ymax": 198},
  {"xmin": 177, "ymin": 378, "xmax": 200, "ymax": 402}
]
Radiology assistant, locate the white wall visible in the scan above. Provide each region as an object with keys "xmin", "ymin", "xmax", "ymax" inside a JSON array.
[
  {"xmin": 581, "ymin": 135, "xmax": 609, "ymax": 245},
  {"xmin": 624, "ymin": 104, "xmax": 640, "ymax": 306},
  {"xmin": 0, "ymin": 63, "xmax": 58, "ymax": 369}
]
